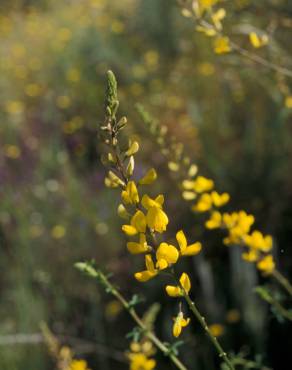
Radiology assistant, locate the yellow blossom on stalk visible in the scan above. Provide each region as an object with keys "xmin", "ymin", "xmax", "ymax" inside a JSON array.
[
  {"xmin": 51, "ymin": 225, "xmax": 66, "ymax": 239},
  {"xmin": 198, "ymin": 0, "xmax": 218, "ymax": 13},
  {"xmin": 147, "ymin": 207, "xmax": 169, "ymax": 233},
  {"xmin": 139, "ymin": 168, "xmax": 157, "ymax": 185},
  {"xmin": 244, "ymin": 230, "xmax": 273, "ymax": 253},
  {"xmin": 166, "ymin": 272, "xmax": 191, "ymax": 297},
  {"xmin": 189, "ymin": 176, "xmax": 214, "ymax": 193},
  {"xmin": 141, "ymin": 194, "xmax": 164, "ymax": 209},
  {"xmin": 214, "ymin": 36, "xmax": 231, "ymax": 54},
  {"xmin": 122, "ymin": 210, "xmax": 146, "ymax": 236},
  {"xmin": 223, "ymin": 211, "xmax": 255, "ymax": 245},
  {"xmin": 173, "ymin": 311, "xmax": 190, "ymax": 337},
  {"xmin": 121, "ymin": 181, "xmax": 139, "ymax": 204},
  {"xmin": 129, "ymin": 352, "xmax": 156, "ymax": 370},
  {"xmin": 192, "ymin": 193, "xmax": 212, "ymax": 212},
  {"xmin": 69, "ymin": 359, "xmax": 91, "ymax": 370},
  {"xmin": 127, "ymin": 233, "xmax": 150, "ymax": 254},
  {"xmin": 242, "ymin": 249, "xmax": 259, "ymax": 263},
  {"xmin": 176, "ymin": 230, "xmax": 202, "ymax": 256},
  {"xmin": 249, "ymin": 32, "xmax": 269, "ymax": 48},
  {"xmin": 125, "ymin": 140, "xmax": 139, "ymax": 157},
  {"xmin": 211, "ymin": 8, "xmax": 226, "ymax": 30},
  {"xmin": 156, "ymin": 243, "xmax": 179, "ymax": 270},
  {"xmin": 205, "ymin": 211, "xmax": 222, "ymax": 229},
  {"xmin": 211, "ymin": 191, "xmax": 230, "ymax": 207},
  {"xmin": 257, "ymin": 255, "xmax": 275, "ymax": 274},
  {"xmin": 196, "ymin": 25, "xmax": 217, "ymax": 37},
  {"xmin": 142, "ymin": 195, "xmax": 168, "ymax": 233},
  {"xmin": 135, "ymin": 254, "xmax": 158, "ymax": 282}
]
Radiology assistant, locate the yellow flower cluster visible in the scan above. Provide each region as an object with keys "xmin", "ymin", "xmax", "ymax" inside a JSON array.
[
  {"xmin": 181, "ymin": 170, "xmax": 275, "ymax": 274},
  {"xmin": 205, "ymin": 210, "xmax": 275, "ymax": 274},
  {"xmin": 128, "ymin": 340, "xmax": 156, "ymax": 370},
  {"xmin": 105, "ymin": 136, "xmax": 202, "ymax": 290},
  {"xmin": 182, "ymin": 175, "xmax": 230, "ymax": 212}
]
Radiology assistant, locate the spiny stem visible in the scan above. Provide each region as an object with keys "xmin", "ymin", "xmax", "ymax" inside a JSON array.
[
  {"xmin": 271, "ymin": 269, "xmax": 292, "ymax": 297},
  {"xmin": 182, "ymin": 292, "xmax": 235, "ymax": 370}
]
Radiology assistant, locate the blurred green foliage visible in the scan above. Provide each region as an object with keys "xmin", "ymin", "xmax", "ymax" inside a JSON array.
[{"xmin": 0, "ymin": 0, "xmax": 292, "ymax": 369}]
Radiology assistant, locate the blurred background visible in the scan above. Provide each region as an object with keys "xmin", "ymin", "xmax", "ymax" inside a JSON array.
[{"xmin": 0, "ymin": 0, "xmax": 292, "ymax": 369}]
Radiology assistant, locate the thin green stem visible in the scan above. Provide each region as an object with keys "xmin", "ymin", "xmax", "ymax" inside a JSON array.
[
  {"xmin": 96, "ymin": 271, "xmax": 188, "ymax": 370},
  {"xmin": 182, "ymin": 292, "xmax": 235, "ymax": 370},
  {"xmin": 271, "ymin": 269, "xmax": 292, "ymax": 297}
]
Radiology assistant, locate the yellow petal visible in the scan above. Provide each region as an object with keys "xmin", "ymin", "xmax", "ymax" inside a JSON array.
[
  {"xmin": 125, "ymin": 140, "xmax": 139, "ymax": 156},
  {"xmin": 146, "ymin": 207, "xmax": 169, "ymax": 233},
  {"xmin": 180, "ymin": 272, "xmax": 191, "ymax": 293},
  {"xmin": 156, "ymin": 243, "xmax": 179, "ymax": 264},
  {"xmin": 156, "ymin": 258, "xmax": 168, "ymax": 270},
  {"xmin": 173, "ymin": 321, "xmax": 182, "ymax": 337},
  {"xmin": 205, "ymin": 211, "xmax": 222, "ymax": 229},
  {"xmin": 131, "ymin": 210, "xmax": 146, "ymax": 233},
  {"xmin": 145, "ymin": 254, "xmax": 155, "ymax": 273},
  {"xmin": 134, "ymin": 270, "xmax": 156, "ymax": 282},
  {"xmin": 257, "ymin": 255, "xmax": 275, "ymax": 274},
  {"xmin": 139, "ymin": 168, "xmax": 157, "ymax": 185},
  {"xmin": 122, "ymin": 225, "xmax": 137, "ymax": 236},
  {"xmin": 165, "ymin": 285, "xmax": 182, "ymax": 297},
  {"xmin": 176, "ymin": 230, "xmax": 187, "ymax": 252},
  {"xmin": 182, "ymin": 242, "xmax": 202, "ymax": 256},
  {"xmin": 141, "ymin": 194, "xmax": 163, "ymax": 210}
]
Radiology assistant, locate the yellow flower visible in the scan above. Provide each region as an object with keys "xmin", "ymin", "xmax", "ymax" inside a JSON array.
[
  {"xmin": 196, "ymin": 25, "xmax": 217, "ymax": 37},
  {"xmin": 127, "ymin": 234, "xmax": 150, "ymax": 254},
  {"xmin": 192, "ymin": 176, "xmax": 214, "ymax": 193},
  {"xmin": 242, "ymin": 249, "xmax": 259, "ymax": 262},
  {"xmin": 122, "ymin": 210, "xmax": 146, "ymax": 236},
  {"xmin": 4, "ymin": 145, "xmax": 21, "ymax": 159},
  {"xmin": 197, "ymin": 0, "xmax": 218, "ymax": 14},
  {"xmin": 223, "ymin": 211, "xmax": 255, "ymax": 245},
  {"xmin": 129, "ymin": 352, "xmax": 156, "ymax": 370},
  {"xmin": 211, "ymin": 191, "xmax": 230, "ymax": 207},
  {"xmin": 173, "ymin": 311, "xmax": 190, "ymax": 337},
  {"xmin": 156, "ymin": 243, "xmax": 179, "ymax": 269},
  {"xmin": 70, "ymin": 359, "xmax": 90, "ymax": 370},
  {"xmin": 134, "ymin": 255, "xmax": 158, "ymax": 282},
  {"xmin": 121, "ymin": 181, "xmax": 139, "ymax": 204},
  {"xmin": 141, "ymin": 194, "xmax": 164, "ymax": 209},
  {"xmin": 214, "ymin": 36, "xmax": 231, "ymax": 54},
  {"xmin": 211, "ymin": 8, "xmax": 226, "ymax": 30},
  {"xmin": 176, "ymin": 230, "xmax": 202, "ymax": 256},
  {"xmin": 125, "ymin": 140, "xmax": 139, "ymax": 156},
  {"xmin": 244, "ymin": 231, "xmax": 272, "ymax": 253},
  {"xmin": 257, "ymin": 255, "xmax": 275, "ymax": 274},
  {"xmin": 192, "ymin": 193, "xmax": 212, "ymax": 212},
  {"xmin": 205, "ymin": 211, "xmax": 222, "ymax": 229},
  {"xmin": 166, "ymin": 272, "xmax": 191, "ymax": 297},
  {"xmin": 249, "ymin": 32, "xmax": 269, "ymax": 48},
  {"xmin": 209, "ymin": 323, "xmax": 225, "ymax": 337},
  {"xmin": 139, "ymin": 168, "xmax": 157, "ymax": 185},
  {"xmin": 51, "ymin": 225, "xmax": 66, "ymax": 239},
  {"xmin": 5, "ymin": 100, "xmax": 24, "ymax": 115},
  {"xmin": 141, "ymin": 195, "xmax": 168, "ymax": 233},
  {"xmin": 285, "ymin": 95, "xmax": 292, "ymax": 109}
]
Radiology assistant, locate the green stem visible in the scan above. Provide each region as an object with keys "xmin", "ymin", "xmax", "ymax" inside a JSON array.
[
  {"xmin": 97, "ymin": 271, "xmax": 188, "ymax": 370},
  {"xmin": 271, "ymin": 269, "xmax": 292, "ymax": 297},
  {"xmin": 182, "ymin": 292, "xmax": 235, "ymax": 370}
]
